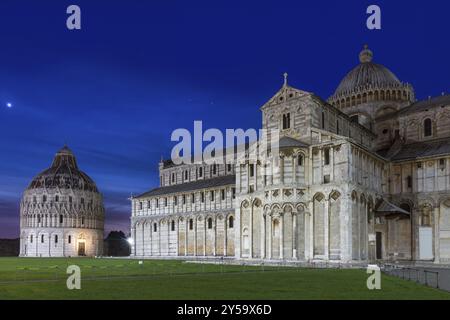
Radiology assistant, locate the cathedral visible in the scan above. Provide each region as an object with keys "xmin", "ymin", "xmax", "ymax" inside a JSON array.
[
  {"xmin": 130, "ymin": 46, "xmax": 450, "ymax": 264},
  {"xmin": 19, "ymin": 146, "xmax": 105, "ymax": 257}
]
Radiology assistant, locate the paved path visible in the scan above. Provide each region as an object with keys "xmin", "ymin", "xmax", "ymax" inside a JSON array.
[
  {"xmin": 414, "ymin": 267, "xmax": 450, "ymax": 292},
  {"xmin": 388, "ymin": 265, "xmax": 450, "ymax": 292}
]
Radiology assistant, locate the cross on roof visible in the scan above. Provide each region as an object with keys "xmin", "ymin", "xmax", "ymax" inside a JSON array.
[{"xmin": 283, "ymin": 72, "xmax": 288, "ymax": 86}]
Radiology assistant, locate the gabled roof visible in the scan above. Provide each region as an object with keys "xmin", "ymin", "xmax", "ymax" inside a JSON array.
[
  {"xmin": 261, "ymin": 84, "xmax": 311, "ymax": 110},
  {"xmin": 375, "ymin": 199, "xmax": 410, "ymax": 217},
  {"xmin": 377, "ymin": 95, "xmax": 450, "ymax": 122},
  {"xmin": 390, "ymin": 138, "xmax": 450, "ymax": 161},
  {"xmin": 398, "ymin": 94, "xmax": 450, "ymax": 116},
  {"xmin": 279, "ymin": 136, "xmax": 309, "ymax": 148},
  {"xmin": 134, "ymin": 175, "xmax": 235, "ymax": 199}
]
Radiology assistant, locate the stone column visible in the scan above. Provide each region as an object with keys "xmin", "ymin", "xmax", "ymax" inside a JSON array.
[
  {"xmin": 131, "ymin": 226, "xmax": 136, "ymax": 256},
  {"xmin": 261, "ymin": 213, "xmax": 266, "ymax": 259},
  {"xmin": 213, "ymin": 216, "xmax": 216, "ymax": 256},
  {"xmin": 324, "ymin": 198, "xmax": 330, "ymax": 260},
  {"xmin": 150, "ymin": 221, "xmax": 153, "ymax": 256},
  {"xmin": 203, "ymin": 217, "xmax": 207, "ymax": 256},
  {"xmin": 293, "ymin": 155, "xmax": 297, "ymax": 183},
  {"xmin": 292, "ymin": 212, "xmax": 297, "ymax": 259},
  {"xmin": 185, "ymin": 219, "xmax": 188, "ymax": 256},
  {"xmin": 280, "ymin": 213, "xmax": 284, "ymax": 260},
  {"xmin": 330, "ymin": 146, "xmax": 335, "ymax": 181},
  {"xmin": 142, "ymin": 223, "xmax": 145, "ymax": 256},
  {"xmin": 268, "ymin": 214, "xmax": 272, "ymax": 260},
  {"xmin": 159, "ymin": 221, "xmax": 162, "ymax": 256},
  {"xmin": 176, "ymin": 218, "xmax": 179, "ymax": 256},
  {"xmin": 167, "ymin": 219, "xmax": 170, "ymax": 256},
  {"xmin": 249, "ymin": 202, "xmax": 253, "ymax": 258},
  {"xmin": 236, "ymin": 165, "xmax": 241, "ymax": 193},
  {"xmin": 434, "ymin": 206, "xmax": 440, "ymax": 263},
  {"xmin": 235, "ymin": 207, "xmax": 241, "ymax": 258},
  {"xmin": 340, "ymin": 194, "xmax": 352, "ymax": 262},
  {"xmin": 194, "ymin": 218, "xmax": 198, "ymax": 256},
  {"xmin": 308, "ymin": 200, "xmax": 314, "ymax": 260},
  {"xmin": 255, "ymin": 163, "xmax": 258, "ymax": 191}
]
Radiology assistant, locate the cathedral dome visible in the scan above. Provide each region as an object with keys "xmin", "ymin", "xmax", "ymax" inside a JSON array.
[
  {"xmin": 26, "ymin": 145, "xmax": 98, "ymax": 192},
  {"xmin": 328, "ymin": 45, "xmax": 414, "ymax": 109},
  {"xmin": 334, "ymin": 46, "xmax": 401, "ymax": 96}
]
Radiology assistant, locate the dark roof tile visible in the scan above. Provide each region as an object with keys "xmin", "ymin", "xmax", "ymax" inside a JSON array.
[{"xmin": 135, "ymin": 175, "xmax": 235, "ymax": 198}]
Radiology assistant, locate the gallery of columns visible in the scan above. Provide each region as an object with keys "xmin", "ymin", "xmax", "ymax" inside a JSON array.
[{"xmin": 234, "ymin": 190, "xmax": 378, "ymax": 262}]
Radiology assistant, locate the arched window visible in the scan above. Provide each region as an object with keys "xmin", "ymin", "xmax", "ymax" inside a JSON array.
[
  {"xmin": 171, "ymin": 220, "xmax": 175, "ymax": 231},
  {"xmin": 55, "ymin": 235, "xmax": 58, "ymax": 244},
  {"xmin": 184, "ymin": 170, "xmax": 188, "ymax": 181},
  {"xmin": 228, "ymin": 216, "xmax": 234, "ymax": 229},
  {"xmin": 55, "ymin": 195, "xmax": 59, "ymax": 202},
  {"xmin": 59, "ymin": 215, "xmax": 63, "ymax": 224},
  {"xmin": 42, "ymin": 195, "xmax": 47, "ymax": 202},
  {"xmin": 324, "ymin": 148, "xmax": 330, "ymax": 165},
  {"xmin": 282, "ymin": 113, "xmax": 291, "ymax": 130},
  {"xmin": 407, "ymin": 176, "xmax": 412, "ymax": 189},
  {"xmin": 68, "ymin": 235, "xmax": 71, "ymax": 244},
  {"xmin": 30, "ymin": 235, "xmax": 33, "ymax": 243},
  {"xmin": 424, "ymin": 118, "xmax": 432, "ymax": 137},
  {"xmin": 199, "ymin": 167, "xmax": 203, "ymax": 177},
  {"xmin": 208, "ymin": 218, "xmax": 213, "ymax": 229},
  {"xmin": 189, "ymin": 219, "xmax": 193, "ymax": 230},
  {"xmin": 298, "ymin": 154, "xmax": 304, "ymax": 166},
  {"xmin": 153, "ymin": 223, "xmax": 158, "ymax": 232}
]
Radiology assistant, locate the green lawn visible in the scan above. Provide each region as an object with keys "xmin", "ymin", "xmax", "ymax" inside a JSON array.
[{"xmin": 0, "ymin": 257, "xmax": 448, "ymax": 300}]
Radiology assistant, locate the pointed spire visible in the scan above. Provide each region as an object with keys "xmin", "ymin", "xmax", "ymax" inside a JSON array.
[{"xmin": 283, "ymin": 72, "xmax": 288, "ymax": 86}]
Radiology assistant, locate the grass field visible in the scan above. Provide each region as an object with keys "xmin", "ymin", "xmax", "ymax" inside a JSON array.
[{"xmin": 0, "ymin": 257, "xmax": 448, "ymax": 300}]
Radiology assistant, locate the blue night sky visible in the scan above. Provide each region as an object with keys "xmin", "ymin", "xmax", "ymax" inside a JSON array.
[{"xmin": 0, "ymin": 0, "xmax": 449, "ymax": 238}]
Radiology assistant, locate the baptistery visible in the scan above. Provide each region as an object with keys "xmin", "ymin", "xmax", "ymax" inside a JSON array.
[{"xmin": 19, "ymin": 146, "xmax": 104, "ymax": 257}]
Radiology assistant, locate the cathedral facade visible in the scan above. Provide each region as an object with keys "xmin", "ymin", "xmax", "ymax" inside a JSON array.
[
  {"xmin": 19, "ymin": 146, "xmax": 105, "ymax": 257},
  {"xmin": 131, "ymin": 46, "xmax": 450, "ymax": 264}
]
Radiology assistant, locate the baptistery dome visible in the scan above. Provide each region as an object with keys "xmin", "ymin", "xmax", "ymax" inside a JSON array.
[
  {"xmin": 27, "ymin": 145, "xmax": 98, "ymax": 192},
  {"xmin": 19, "ymin": 146, "xmax": 104, "ymax": 257},
  {"xmin": 328, "ymin": 45, "xmax": 414, "ymax": 110}
]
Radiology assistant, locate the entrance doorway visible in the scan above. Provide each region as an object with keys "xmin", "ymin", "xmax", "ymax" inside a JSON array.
[
  {"xmin": 376, "ymin": 232, "xmax": 382, "ymax": 260},
  {"xmin": 78, "ymin": 242, "xmax": 86, "ymax": 256}
]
